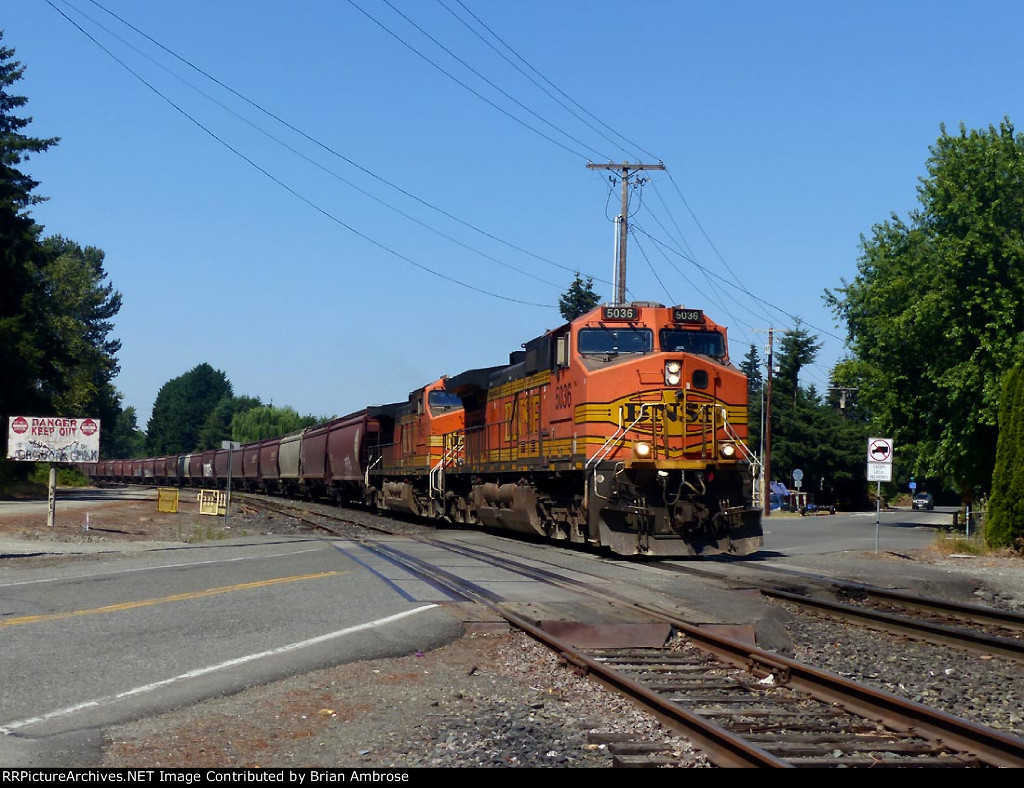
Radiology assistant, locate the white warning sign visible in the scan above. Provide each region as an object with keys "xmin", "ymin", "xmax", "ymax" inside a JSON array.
[{"xmin": 7, "ymin": 416, "xmax": 101, "ymax": 462}]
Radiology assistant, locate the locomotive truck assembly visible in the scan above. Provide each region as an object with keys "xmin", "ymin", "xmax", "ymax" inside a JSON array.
[{"xmin": 84, "ymin": 302, "xmax": 764, "ymax": 558}]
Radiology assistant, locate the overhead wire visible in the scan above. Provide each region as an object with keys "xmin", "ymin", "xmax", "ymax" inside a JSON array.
[
  {"xmin": 426, "ymin": 3, "xmax": 836, "ymax": 353},
  {"xmin": 63, "ymin": 0, "xmax": 847, "ymax": 377},
  {"xmin": 343, "ymin": 0, "xmax": 605, "ymax": 162},
  {"xmin": 446, "ymin": 0, "xmax": 660, "ymax": 162},
  {"xmin": 42, "ymin": 0, "xmax": 553, "ymax": 308},
  {"xmin": 72, "ymin": 0, "xmax": 606, "ymax": 288},
  {"xmin": 436, "ymin": 0, "xmax": 639, "ymax": 162}
]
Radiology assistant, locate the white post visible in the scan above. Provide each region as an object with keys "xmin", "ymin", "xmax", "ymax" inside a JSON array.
[
  {"xmin": 874, "ymin": 480, "xmax": 881, "ymax": 553},
  {"xmin": 47, "ymin": 464, "xmax": 57, "ymax": 527},
  {"xmin": 225, "ymin": 450, "xmax": 233, "ymax": 526}
]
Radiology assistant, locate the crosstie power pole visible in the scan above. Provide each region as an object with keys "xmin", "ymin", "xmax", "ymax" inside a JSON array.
[{"xmin": 587, "ymin": 161, "xmax": 665, "ymax": 305}]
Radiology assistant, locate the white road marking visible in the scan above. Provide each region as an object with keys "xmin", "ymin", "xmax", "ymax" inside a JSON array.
[{"xmin": 0, "ymin": 604, "xmax": 438, "ymax": 734}]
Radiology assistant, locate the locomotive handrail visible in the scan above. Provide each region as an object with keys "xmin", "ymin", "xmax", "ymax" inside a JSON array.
[
  {"xmin": 429, "ymin": 434, "xmax": 464, "ymax": 499},
  {"xmin": 364, "ymin": 455, "xmax": 382, "ymax": 487},
  {"xmin": 721, "ymin": 412, "xmax": 762, "ymax": 507},
  {"xmin": 586, "ymin": 403, "xmax": 654, "ymax": 501},
  {"xmin": 721, "ymin": 413, "xmax": 759, "ymax": 467}
]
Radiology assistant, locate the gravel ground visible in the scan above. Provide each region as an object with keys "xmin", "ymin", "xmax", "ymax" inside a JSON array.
[
  {"xmin": 98, "ymin": 629, "xmax": 706, "ymax": 768},
  {"xmin": 2, "ymin": 491, "xmax": 1023, "ymax": 768},
  {"xmin": 780, "ymin": 602, "xmax": 1024, "ymax": 739}
]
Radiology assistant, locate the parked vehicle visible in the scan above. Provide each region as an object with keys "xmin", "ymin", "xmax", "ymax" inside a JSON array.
[{"xmin": 912, "ymin": 492, "xmax": 934, "ymax": 511}]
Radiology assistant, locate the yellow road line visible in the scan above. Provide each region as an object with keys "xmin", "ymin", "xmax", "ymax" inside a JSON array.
[{"xmin": 0, "ymin": 572, "xmax": 341, "ymax": 629}]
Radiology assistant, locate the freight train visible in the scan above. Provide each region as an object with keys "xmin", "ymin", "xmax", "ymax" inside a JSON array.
[{"xmin": 84, "ymin": 302, "xmax": 764, "ymax": 557}]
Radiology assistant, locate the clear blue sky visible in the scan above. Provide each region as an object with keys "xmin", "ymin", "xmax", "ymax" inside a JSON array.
[{"xmin": 6, "ymin": 1, "xmax": 1021, "ymax": 428}]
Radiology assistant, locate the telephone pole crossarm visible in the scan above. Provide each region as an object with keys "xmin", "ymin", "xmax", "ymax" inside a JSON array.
[{"xmin": 587, "ymin": 161, "xmax": 665, "ymax": 305}]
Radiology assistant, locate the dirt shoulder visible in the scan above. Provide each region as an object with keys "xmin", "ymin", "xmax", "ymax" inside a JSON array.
[{"xmin": 0, "ymin": 487, "xmax": 307, "ymax": 557}]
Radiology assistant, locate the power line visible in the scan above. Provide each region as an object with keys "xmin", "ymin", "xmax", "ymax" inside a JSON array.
[
  {"xmin": 343, "ymin": 0, "xmax": 600, "ymax": 161},
  {"xmin": 73, "ymin": 0, "xmax": 603, "ymax": 287},
  {"xmin": 44, "ymin": 0, "xmax": 554, "ymax": 309},
  {"xmin": 436, "ymin": 0, "xmax": 654, "ymax": 162}
]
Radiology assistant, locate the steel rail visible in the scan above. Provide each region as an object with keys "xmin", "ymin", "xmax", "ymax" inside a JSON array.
[
  {"xmin": 762, "ymin": 587, "xmax": 1024, "ymax": 662},
  {"xmin": 661, "ymin": 560, "xmax": 1024, "ymax": 659},
  {"xmin": 356, "ymin": 538, "xmax": 788, "ymax": 767},
  {"xmin": 357, "ymin": 535, "xmax": 1024, "ymax": 767},
  {"xmin": 238, "ymin": 495, "xmax": 1024, "ymax": 766}
]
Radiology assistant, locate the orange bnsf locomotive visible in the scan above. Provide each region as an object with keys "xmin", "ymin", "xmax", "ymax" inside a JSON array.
[{"xmin": 88, "ymin": 302, "xmax": 763, "ymax": 557}]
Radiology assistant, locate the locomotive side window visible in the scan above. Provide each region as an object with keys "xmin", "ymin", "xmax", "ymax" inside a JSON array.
[
  {"xmin": 555, "ymin": 334, "xmax": 569, "ymax": 368},
  {"xmin": 428, "ymin": 389, "xmax": 463, "ymax": 415},
  {"xmin": 659, "ymin": 329, "xmax": 725, "ymax": 358},
  {"xmin": 578, "ymin": 328, "xmax": 652, "ymax": 355}
]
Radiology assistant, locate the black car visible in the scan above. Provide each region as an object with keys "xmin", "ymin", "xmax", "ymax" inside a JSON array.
[{"xmin": 912, "ymin": 492, "xmax": 934, "ymax": 511}]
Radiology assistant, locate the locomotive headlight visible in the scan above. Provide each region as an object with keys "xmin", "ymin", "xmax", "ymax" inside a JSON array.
[
  {"xmin": 719, "ymin": 443, "xmax": 737, "ymax": 459},
  {"xmin": 664, "ymin": 361, "xmax": 682, "ymax": 386},
  {"xmin": 634, "ymin": 441, "xmax": 652, "ymax": 459}
]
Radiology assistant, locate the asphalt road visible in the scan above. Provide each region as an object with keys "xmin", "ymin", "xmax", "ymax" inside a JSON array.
[
  {"xmin": 757, "ymin": 506, "xmax": 957, "ymax": 557},
  {"xmin": 0, "ymin": 530, "xmax": 461, "ymax": 767},
  {"xmin": 0, "ymin": 491, "xmax": 960, "ymax": 767}
]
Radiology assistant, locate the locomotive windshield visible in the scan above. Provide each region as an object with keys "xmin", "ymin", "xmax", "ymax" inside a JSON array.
[
  {"xmin": 659, "ymin": 328, "xmax": 725, "ymax": 358},
  {"xmin": 578, "ymin": 327, "xmax": 652, "ymax": 355},
  {"xmin": 428, "ymin": 389, "xmax": 463, "ymax": 415}
]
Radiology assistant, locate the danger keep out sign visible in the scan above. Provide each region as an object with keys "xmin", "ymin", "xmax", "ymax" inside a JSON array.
[{"xmin": 6, "ymin": 416, "xmax": 101, "ymax": 462}]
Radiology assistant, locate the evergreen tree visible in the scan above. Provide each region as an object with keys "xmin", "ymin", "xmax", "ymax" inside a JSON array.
[
  {"xmin": 764, "ymin": 325, "xmax": 870, "ymax": 509},
  {"xmin": 147, "ymin": 364, "xmax": 233, "ymax": 454},
  {"xmin": 558, "ymin": 272, "xmax": 601, "ymax": 321},
  {"xmin": 775, "ymin": 322, "xmax": 822, "ymax": 407},
  {"xmin": 987, "ymin": 366, "xmax": 1024, "ymax": 547},
  {"xmin": 740, "ymin": 343, "xmax": 763, "ymax": 398},
  {"xmin": 0, "ymin": 31, "xmax": 59, "ymax": 422}
]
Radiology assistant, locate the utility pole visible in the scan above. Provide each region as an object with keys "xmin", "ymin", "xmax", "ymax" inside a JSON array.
[
  {"xmin": 829, "ymin": 386, "xmax": 858, "ymax": 415},
  {"xmin": 587, "ymin": 161, "xmax": 665, "ymax": 305},
  {"xmin": 764, "ymin": 328, "xmax": 774, "ymax": 518}
]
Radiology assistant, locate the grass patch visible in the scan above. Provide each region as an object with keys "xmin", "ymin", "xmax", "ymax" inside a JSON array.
[
  {"xmin": 934, "ymin": 532, "xmax": 991, "ymax": 556},
  {"xmin": 934, "ymin": 523, "xmax": 1024, "ymax": 558},
  {"xmin": 1, "ymin": 463, "xmax": 90, "ymax": 499},
  {"xmin": 176, "ymin": 520, "xmax": 235, "ymax": 543}
]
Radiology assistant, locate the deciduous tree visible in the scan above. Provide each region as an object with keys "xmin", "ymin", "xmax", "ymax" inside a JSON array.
[
  {"xmin": 231, "ymin": 405, "xmax": 319, "ymax": 444},
  {"xmin": 197, "ymin": 395, "xmax": 261, "ymax": 450},
  {"xmin": 827, "ymin": 119, "xmax": 1024, "ymax": 500}
]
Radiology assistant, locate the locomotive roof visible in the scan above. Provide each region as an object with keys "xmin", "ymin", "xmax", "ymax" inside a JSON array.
[{"xmin": 444, "ymin": 365, "xmax": 507, "ymax": 394}]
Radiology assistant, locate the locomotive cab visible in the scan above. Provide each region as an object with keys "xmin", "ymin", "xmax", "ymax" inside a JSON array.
[
  {"xmin": 372, "ymin": 377, "xmax": 469, "ymax": 518},
  {"xmin": 563, "ymin": 302, "xmax": 762, "ymax": 556}
]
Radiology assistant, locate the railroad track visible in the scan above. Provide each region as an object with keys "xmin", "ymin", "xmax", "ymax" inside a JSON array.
[
  {"xmin": 238, "ymin": 494, "xmax": 1024, "ymax": 767},
  {"xmin": 661, "ymin": 560, "xmax": 1024, "ymax": 663}
]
